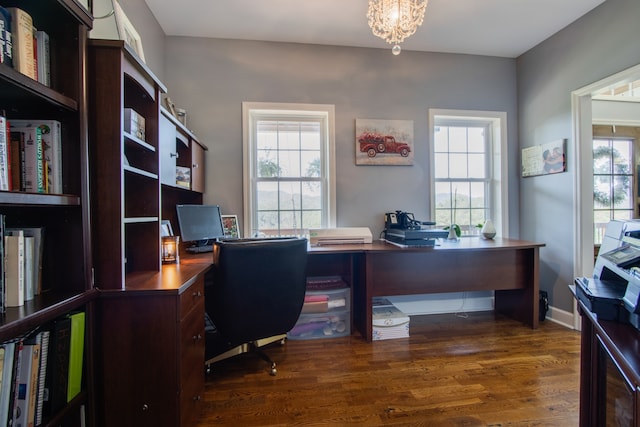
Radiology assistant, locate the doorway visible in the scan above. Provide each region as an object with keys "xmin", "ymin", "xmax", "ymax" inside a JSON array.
[{"xmin": 572, "ymin": 63, "xmax": 640, "ymax": 329}]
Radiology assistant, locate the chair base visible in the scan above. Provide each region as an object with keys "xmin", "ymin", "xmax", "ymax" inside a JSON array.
[{"xmin": 205, "ymin": 334, "xmax": 287, "ymax": 376}]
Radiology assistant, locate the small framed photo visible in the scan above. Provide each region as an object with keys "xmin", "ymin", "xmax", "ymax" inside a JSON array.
[
  {"xmin": 113, "ymin": 0, "xmax": 145, "ymax": 62},
  {"xmin": 221, "ymin": 215, "xmax": 240, "ymax": 239},
  {"xmin": 161, "ymin": 220, "xmax": 174, "ymax": 237}
]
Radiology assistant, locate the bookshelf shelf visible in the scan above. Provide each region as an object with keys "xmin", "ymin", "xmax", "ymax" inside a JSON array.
[
  {"xmin": 124, "ymin": 132, "xmax": 155, "ymax": 152},
  {"xmin": 0, "ymin": 64, "xmax": 79, "ymax": 111},
  {"xmin": 124, "ymin": 165, "xmax": 159, "ymax": 180},
  {"xmin": 0, "ymin": 192, "xmax": 81, "ymax": 206},
  {"xmin": 0, "ymin": 289, "xmax": 97, "ymax": 343}
]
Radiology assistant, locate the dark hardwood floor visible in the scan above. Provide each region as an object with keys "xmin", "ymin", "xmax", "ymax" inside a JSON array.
[{"xmin": 197, "ymin": 311, "xmax": 581, "ymax": 426}]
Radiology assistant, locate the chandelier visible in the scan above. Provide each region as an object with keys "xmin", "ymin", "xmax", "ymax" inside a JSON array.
[{"xmin": 367, "ymin": 0, "xmax": 428, "ymax": 55}]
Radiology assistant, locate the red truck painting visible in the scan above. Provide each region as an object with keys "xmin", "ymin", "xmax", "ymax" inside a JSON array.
[{"xmin": 358, "ymin": 132, "xmax": 411, "ymax": 158}]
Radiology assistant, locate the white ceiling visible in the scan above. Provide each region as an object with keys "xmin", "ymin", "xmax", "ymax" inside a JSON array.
[{"xmin": 144, "ymin": 0, "xmax": 606, "ymax": 58}]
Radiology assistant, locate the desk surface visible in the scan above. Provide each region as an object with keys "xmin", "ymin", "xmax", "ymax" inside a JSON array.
[{"xmin": 308, "ymin": 237, "xmax": 545, "ymax": 253}]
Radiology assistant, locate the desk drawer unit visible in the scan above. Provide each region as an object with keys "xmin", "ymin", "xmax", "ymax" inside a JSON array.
[{"xmin": 179, "ymin": 278, "xmax": 205, "ymax": 426}]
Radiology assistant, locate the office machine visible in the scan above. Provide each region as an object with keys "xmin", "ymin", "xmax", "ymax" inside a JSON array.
[
  {"xmin": 176, "ymin": 204, "xmax": 226, "ymax": 253},
  {"xmin": 577, "ymin": 219, "xmax": 640, "ymax": 329},
  {"xmin": 309, "ymin": 227, "xmax": 373, "ymax": 246},
  {"xmin": 383, "ymin": 210, "xmax": 447, "ymax": 246}
]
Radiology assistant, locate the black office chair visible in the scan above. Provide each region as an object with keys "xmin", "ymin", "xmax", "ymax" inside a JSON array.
[{"xmin": 204, "ymin": 237, "xmax": 308, "ymax": 375}]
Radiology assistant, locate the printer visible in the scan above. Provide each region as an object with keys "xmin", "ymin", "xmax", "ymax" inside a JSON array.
[
  {"xmin": 576, "ymin": 219, "xmax": 640, "ymax": 328},
  {"xmin": 309, "ymin": 227, "xmax": 373, "ymax": 246}
]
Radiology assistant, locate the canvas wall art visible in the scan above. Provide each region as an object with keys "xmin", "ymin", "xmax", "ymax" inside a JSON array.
[
  {"xmin": 521, "ymin": 139, "xmax": 567, "ymax": 177},
  {"xmin": 355, "ymin": 119, "xmax": 414, "ymax": 165}
]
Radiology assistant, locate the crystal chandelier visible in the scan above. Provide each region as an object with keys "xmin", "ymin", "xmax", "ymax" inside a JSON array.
[{"xmin": 367, "ymin": 0, "xmax": 428, "ymax": 55}]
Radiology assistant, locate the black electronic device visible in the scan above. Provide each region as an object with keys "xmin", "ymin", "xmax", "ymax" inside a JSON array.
[
  {"xmin": 384, "ymin": 210, "xmax": 435, "ymax": 231},
  {"xmin": 574, "ymin": 277, "xmax": 628, "ymax": 322},
  {"xmin": 176, "ymin": 204, "xmax": 225, "ymax": 253}
]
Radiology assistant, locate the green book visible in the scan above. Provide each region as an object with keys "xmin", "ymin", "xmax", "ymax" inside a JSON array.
[{"xmin": 66, "ymin": 311, "xmax": 85, "ymax": 402}]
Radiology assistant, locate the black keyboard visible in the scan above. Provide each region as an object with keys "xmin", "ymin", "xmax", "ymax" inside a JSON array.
[{"xmin": 186, "ymin": 245, "xmax": 213, "ymax": 253}]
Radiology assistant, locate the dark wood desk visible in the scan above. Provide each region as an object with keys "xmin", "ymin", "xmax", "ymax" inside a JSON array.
[{"xmin": 308, "ymin": 238, "xmax": 544, "ymax": 342}]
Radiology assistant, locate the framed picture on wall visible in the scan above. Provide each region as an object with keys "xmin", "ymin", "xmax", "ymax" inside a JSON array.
[
  {"xmin": 521, "ymin": 139, "xmax": 567, "ymax": 177},
  {"xmin": 355, "ymin": 119, "xmax": 414, "ymax": 166},
  {"xmin": 222, "ymin": 215, "xmax": 240, "ymax": 239}
]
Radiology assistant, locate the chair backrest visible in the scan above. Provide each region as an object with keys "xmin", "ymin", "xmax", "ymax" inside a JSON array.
[{"xmin": 206, "ymin": 237, "xmax": 308, "ymax": 345}]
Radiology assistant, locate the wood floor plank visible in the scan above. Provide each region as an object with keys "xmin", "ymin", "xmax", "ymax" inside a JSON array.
[{"xmin": 197, "ymin": 311, "xmax": 580, "ymax": 426}]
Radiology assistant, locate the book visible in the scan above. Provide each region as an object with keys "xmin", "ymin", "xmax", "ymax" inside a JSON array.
[
  {"xmin": 0, "ymin": 215, "xmax": 4, "ymax": 313},
  {"xmin": 33, "ymin": 331, "xmax": 49, "ymax": 427},
  {"xmin": 4, "ymin": 230, "xmax": 25, "ymax": 308},
  {"xmin": 9, "ymin": 131, "xmax": 25, "ymax": 191},
  {"xmin": 9, "ymin": 123, "xmax": 44, "ymax": 193},
  {"xmin": 11, "ymin": 120, "xmax": 61, "ymax": 194},
  {"xmin": 8, "ymin": 228, "xmax": 44, "ymax": 296},
  {"xmin": 66, "ymin": 312, "xmax": 85, "ymax": 402},
  {"xmin": 12, "ymin": 342, "xmax": 40, "ymax": 427},
  {"xmin": 6, "ymin": 8, "xmax": 35, "ymax": 80},
  {"xmin": 0, "ymin": 114, "xmax": 9, "ymax": 191},
  {"xmin": 0, "ymin": 7, "xmax": 13, "ymax": 67},
  {"xmin": 8, "ymin": 340, "xmax": 24, "ymax": 427},
  {"xmin": 23, "ymin": 236, "xmax": 34, "ymax": 302},
  {"xmin": 0, "ymin": 341, "xmax": 16, "ymax": 427},
  {"xmin": 42, "ymin": 316, "xmax": 70, "ymax": 418},
  {"xmin": 35, "ymin": 31, "xmax": 50, "ymax": 87}
]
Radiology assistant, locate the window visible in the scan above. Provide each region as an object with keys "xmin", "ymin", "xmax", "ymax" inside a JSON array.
[
  {"xmin": 243, "ymin": 102, "xmax": 336, "ymax": 237},
  {"xmin": 593, "ymin": 138, "xmax": 634, "ymax": 244},
  {"xmin": 429, "ymin": 109, "xmax": 508, "ymax": 237}
]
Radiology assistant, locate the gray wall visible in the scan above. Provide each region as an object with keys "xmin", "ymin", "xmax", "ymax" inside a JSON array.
[
  {"xmin": 518, "ymin": 0, "xmax": 640, "ymax": 312},
  {"xmin": 122, "ymin": 0, "xmax": 640, "ymax": 315},
  {"xmin": 161, "ymin": 38, "xmax": 519, "ymax": 239}
]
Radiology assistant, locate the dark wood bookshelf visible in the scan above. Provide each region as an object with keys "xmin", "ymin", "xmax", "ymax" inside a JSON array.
[{"xmin": 0, "ymin": 1, "xmax": 94, "ymax": 425}]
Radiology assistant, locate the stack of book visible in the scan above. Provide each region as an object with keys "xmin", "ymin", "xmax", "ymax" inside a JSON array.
[
  {"xmin": 0, "ymin": 6, "xmax": 50, "ymax": 86},
  {"xmin": 0, "ymin": 311, "xmax": 85, "ymax": 427},
  {"xmin": 0, "ymin": 114, "xmax": 63, "ymax": 194},
  {"xmin": 0, "ymin": 214, "xmax": 45, "ymax": 312}
]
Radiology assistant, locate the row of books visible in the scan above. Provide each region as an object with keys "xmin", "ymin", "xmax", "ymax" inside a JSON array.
[
  {"xmin": 0, "ymin": 311, "xmax": 85, "ymax": 427},
  {"xmin": 0, "ymin": 214, "xmax": 45, "ymax": 312},
  {"xmin": 0, "ymin": 114, "xmax": 63, "ymax": 194},
  {"xmin": 0, "ymin": 6, "xmax": 50, "ymax": 86}
]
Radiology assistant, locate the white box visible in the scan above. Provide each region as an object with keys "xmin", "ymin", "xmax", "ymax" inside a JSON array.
[
  {"xmin": 124, "ymin": 108, "xmax": 146, "ymax": 141},
  {"xmin": 372, "ymin": 302, "xmax": 409, "ymax": 341}
]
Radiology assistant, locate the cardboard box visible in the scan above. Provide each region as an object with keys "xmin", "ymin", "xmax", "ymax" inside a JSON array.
[
  {"xmin": 372, "ymin": 299, "xmax": 409, "ymax": 341},
  {"xmin": 124, "ymin": 108, "xmax": 146, "ymax": 141}
]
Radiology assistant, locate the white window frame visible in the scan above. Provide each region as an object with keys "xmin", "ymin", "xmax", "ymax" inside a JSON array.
[
  {"xmin": 242, "ymin": 102, "xmax": 336, "ymax": 237},
  {"xmin": 428, "ymin": 109, "xmax": 509, "ymax": 237}
]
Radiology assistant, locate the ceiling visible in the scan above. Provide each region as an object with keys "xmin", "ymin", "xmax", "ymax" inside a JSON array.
[{"xmin": 144, "ymin": 0, "xmax": 605, "ymax": 58}]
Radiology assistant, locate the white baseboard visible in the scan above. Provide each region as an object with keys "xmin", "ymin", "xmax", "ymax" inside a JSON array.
[
  {"xmin": 386, "ymin": 292, "xmax": 494, "ymax": 316},
  {"xmin": 542, "ymin": 305, "xmax": 576, "ymax": 330}
]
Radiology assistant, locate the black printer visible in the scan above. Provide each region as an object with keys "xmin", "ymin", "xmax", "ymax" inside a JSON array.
[{"xmin": 576, "ymin": 219, "xmax": 640, "ymax": 329}]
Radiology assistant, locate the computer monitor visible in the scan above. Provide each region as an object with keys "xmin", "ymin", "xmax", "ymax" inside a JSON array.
[{"xmin": 176, "ymin": 204, "xmax": 225, "ymax": 248}]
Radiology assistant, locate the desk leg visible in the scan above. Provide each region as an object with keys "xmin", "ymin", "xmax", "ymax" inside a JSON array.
[
  {"xmin": 494, "ymin": 247, "xmax": 540, "ymax": 328},
  {"xmin": 352, "ymin": 253, "xmax": 371, "ymax": 342}
]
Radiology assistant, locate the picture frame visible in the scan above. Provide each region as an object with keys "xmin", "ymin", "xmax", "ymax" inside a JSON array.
[
  {"xmin": 113, "ymin": 0, "xmax": 145, "ymax": 62},
  {"xmin": 521, "ymin": 139, "xmax": 567, "ymax": 177},
  {"xmin": 161, "ymin": 220, "xmax": 174, "ymax": 237},
  {"xmin": 355, "ymin": 119, "xmax": 414, "ymax": 166},
  {"xmin": 221, "ymin": 215, "xmax": 240, "ymax": 239},
  {"xmin": 164, "ymin": 97, "xmax": 178, "ymax": 118}
]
